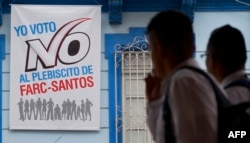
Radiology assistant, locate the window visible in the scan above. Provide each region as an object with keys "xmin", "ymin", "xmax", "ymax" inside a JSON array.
[{"xmin": 105, "ymin": 28, "xmax": 154, "ymax": 143}]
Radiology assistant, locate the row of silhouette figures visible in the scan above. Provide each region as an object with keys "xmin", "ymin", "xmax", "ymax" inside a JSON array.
[{"xmin": 17, "ymin": 98, "xmax": 93, "ymax": 121}]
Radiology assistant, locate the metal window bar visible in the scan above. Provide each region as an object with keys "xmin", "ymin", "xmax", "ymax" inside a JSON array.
[
  {"xmin": 114, "ymin": 36, "xmax": 154, "ymax": 143},
  {"xmin": 114, "ymin": 52, "xmax": 119, "ymax": 143}
]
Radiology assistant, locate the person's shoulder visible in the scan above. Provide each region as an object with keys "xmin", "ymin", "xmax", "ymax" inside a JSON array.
[
  {"xmin": 172, "ymin": 67, "xmax": 210, "ymax": 82},
  {"xmin": 170, "ymin": 66, "xmax": 222, "ymax": 94}
]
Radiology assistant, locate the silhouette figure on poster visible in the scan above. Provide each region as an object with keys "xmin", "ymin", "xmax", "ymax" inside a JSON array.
[
  {"xmin": 47, "ymin": 98, "xmax": 54, "ymax": 120},
  {"xmin": 81, "ymin": 100, "xmax": 85, "ymax": 121},
  {"xmin": 76, "ymin": 105, "xmax": 81, "ymax": 120},
  {"xmin": 35, "ymin": 98, "xmax": 42, "ymax": 120},
  {"xmin": 29, "ymin": 99, "xmax": 36, "ymax": 120},
  {"xmin": 71, "ymin": 100, "xmax": 77, "ymax": 120},
  {"xmin": 17, "ymin": 98, "xmax": 24, "ymax": 121},
  {"xmin": 85, "ymin": 98, "xmax": 93, "ymax": 121},
  {"xmin": 61, "ymin": 100, "xmax": 67, "ymax": 120},
  {"xmin": 42, "ymin": 99, "xmax": 47, "ymax": 120},
  {"xmin": 24, "ymin": 99, "xmax": 29, "ymax": 120},
  {"xmin": 17, "ymin": 97, "xmax": 94, "ymax": 122},
  {"xmin": 54, "ymin": 104, "xmax": 61, "ymax": 120},
  {"xmin": 66, "ymin": 99, "xmax": 72, "ymax": 120}
]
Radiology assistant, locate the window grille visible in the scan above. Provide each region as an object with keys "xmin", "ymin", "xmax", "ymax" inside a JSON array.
[{"xmin": 113, "ymin": 36, "xmax": 154, "ymax": 143}]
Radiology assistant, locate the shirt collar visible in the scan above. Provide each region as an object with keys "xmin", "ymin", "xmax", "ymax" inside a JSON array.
[
  {"xmin": 222, "ymin": 70, "xmax": 247, "ymax": 87},
  {"xmin": 162, "ymin": 58, "xmax": 200, "ymax": 83},
  {"xmin": 171, "ymin": 58, "xmax": 200, "ymax": 74}
]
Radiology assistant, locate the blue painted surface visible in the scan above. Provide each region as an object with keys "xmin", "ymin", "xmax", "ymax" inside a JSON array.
[
  {"xmin": 181, "ymin": 0, "xmax": 195, "ymax": 22},
  {"xmin": 0, "ymin": 0, "xmax": 2, "ymax": 25},
  {"xmin": 0, "ymin": 35, "xmax": 5, "ymax": 59},
  {"xmin": 194, "ymin": 0, "xmax": 250, "ymax": 11},
  {"xmin": 108, "ymin": 0, "xmax": 122, "ymax": 24},
  {"xmin": 2, "ymin": 0, "xmax": 250, "ymax": 26},
  {"xmin": 122, "ymin": 0, "xmax": 181, "ymax": 11},
  {"xmin": 3, "ymin": 0, "xmax": 250, "ymax": 14},
  {"xmin": 105, "ymin": 33, "xmax": 120, "ymax": 143},
  {"xmin": 0, "ymin": 34, "xmax": 5, "ymax": 143},
  {"xmin": 2, "ymin": 0, "xmax": 108, "ymax": 13}
]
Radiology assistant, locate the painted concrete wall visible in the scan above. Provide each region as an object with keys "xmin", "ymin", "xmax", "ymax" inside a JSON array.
[{"xmin": 0, "ymin": 11, "xmax": 250, "ymax": 143}]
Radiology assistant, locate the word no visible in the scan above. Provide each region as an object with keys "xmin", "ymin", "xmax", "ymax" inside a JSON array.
[{"xmin": 25, "ymin": 18, "xmax": 91, "ymax": 72}]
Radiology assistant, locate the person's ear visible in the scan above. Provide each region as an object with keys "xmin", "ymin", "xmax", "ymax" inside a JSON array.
[
  {"xmin": 156, "ymin": 41, "xmax": 168, "ymax": 57},
  {"xmin": 152, "ymin": 40, "xmax": 163, "ymax": 56}
]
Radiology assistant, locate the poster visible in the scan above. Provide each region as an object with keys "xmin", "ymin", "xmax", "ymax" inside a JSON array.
[{"xmin": 9, "ymin": 4, "xmax": 101, "ymax": 130}]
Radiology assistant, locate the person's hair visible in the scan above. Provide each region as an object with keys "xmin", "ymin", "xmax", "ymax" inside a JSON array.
[
  {"xmin": 207, "ymin": 24, "xmax": 246, "ymax": 72},
  {"xmin": 146, "ymin": 10, "xmax": 194, "ymax": 58}
]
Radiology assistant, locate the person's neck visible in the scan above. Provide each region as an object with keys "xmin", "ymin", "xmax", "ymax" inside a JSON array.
[
  {"xmin": 158, "ymin": 58, "xmax": 188, "ymax": 80},
  {"xmin": 217, "ymin": 67, "xmax": 244, "ymax": 83}
]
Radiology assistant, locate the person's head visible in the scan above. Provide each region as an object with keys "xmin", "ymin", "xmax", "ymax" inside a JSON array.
[
  {"xmin": 146, "ymin": 10, "xmax": 195, "ymax": 78},
  {"xmin": 206, "ymin": 24, "xmax": 246, "ymax": 82}
]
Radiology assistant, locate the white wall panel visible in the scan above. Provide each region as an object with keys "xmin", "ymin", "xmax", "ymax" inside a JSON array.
[
  {"xmin": 195, "ymin": 52, "xmax": 206, "ymax": 70},
  {"xmin": 2, "ymin": 91, "xmax": 9, "ymax": 110},
  {"xmin": 246, "ymin": 51, "xmax": 250, "ymax": 70},
  {"xmin": 2, "ymin": 73, "xmax": 9, "ymax": 91},
  {"xmin": 101, "ymin": 53, "xmax": 108, "ymax": 71},
  {"xmin": 194, "ymin": 11, "xmax": 250, "ymax": 52},
  {"xmin": 2, "ymin": 54, "xmax": 10, "ymax": 73}
]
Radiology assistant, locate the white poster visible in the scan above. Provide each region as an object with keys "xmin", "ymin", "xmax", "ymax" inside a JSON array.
[{"xmin": 9, "ymin": 5, "xmax": 101, "ymax": 130}]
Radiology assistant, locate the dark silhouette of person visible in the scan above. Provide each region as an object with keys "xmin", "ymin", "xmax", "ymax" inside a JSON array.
[
  {"xmin": 76, "ymin": 105, "xmax": 81, "ymax": 120},
  {"xmin": 85, "ymin": 98, "xmax": 93, "ymax": 121},
  {"xmin": 35, "ymin": 98, "xmax": 42, "ymax": 120},
  {"xmin": 47, "ymin": 98, "xmax": 54, "ymax": 120},
  {"xmin": 54, "ymin": 104, "xmax": 61, "ymax": 120},
  {"xmin": 66, "ymin": 99, "xmax": 72, "ymax": 120},
  {"xmin": 205, "ymin": 25, "xmax": 250, "ymax": 105},
  {"xmin": 145, "ymin": 10, "xmax": 219, "ymax": 143},
  {"xmin": 61, "ymin": 100, "xmax": 67, "ymax": 120},
  {"xmin": 71, "ymin": 100, "xmax": 77, "ymax": 120},
  {"xmin": 17, "ymin": 98, "xmax": 24, "ymax": 121},
  {"xmin": 81, "ymin": 100, "xmax": 85, "ymax": 121},
  {"xmin": 24, "ymin": 99, "xmax": 29, "ymax": 120},
  {"xmin": 42, "ymin": 99, "xmax": 47, "ymax": 120},
  {"xmin": 29, "ymin": 99, "xmax": 36, "ymax": 120}
]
